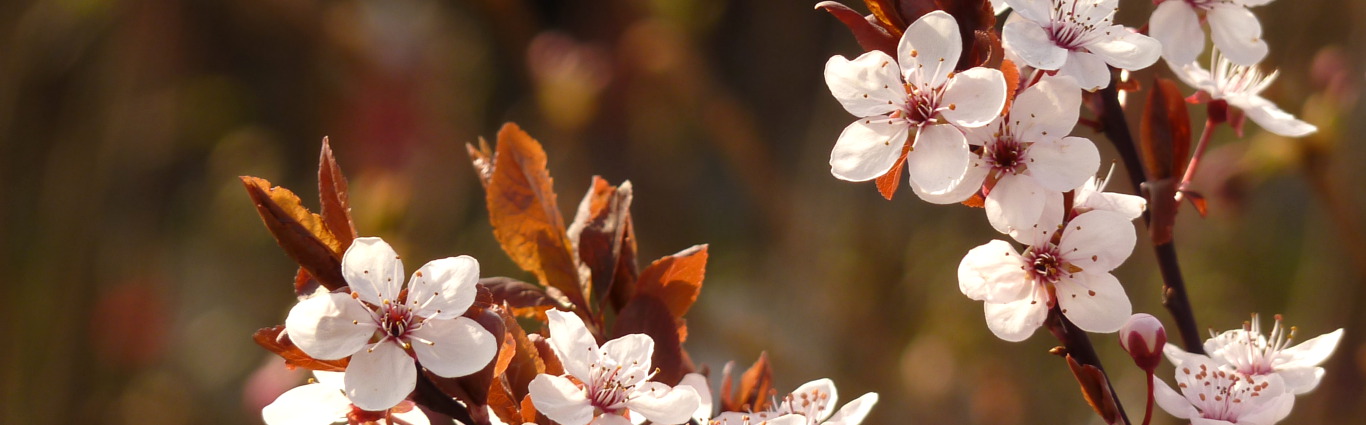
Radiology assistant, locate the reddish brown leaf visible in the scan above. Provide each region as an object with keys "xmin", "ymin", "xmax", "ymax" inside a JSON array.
[
  {"xmin": 293, "ymin": 268, "xmax": 319, "ymax": 298},
  {"xmin": 862, "ymin": 0, "xmax": 906, "ymax": 33},
  {"xmin": 318, "ymin": 137, "xmax": 357, "ymax": 249},
  {"xmin": 636, "ymin": 245, "xmax": 708, "ymax": 320},
  {"xmin": 874, "ymin": 146, "xmax": 909, "ymax": 200},
  {"xmin": 613, "ymin": 295, "xmax": 691, "ymax": 385},
  {"xmin": 1000, "ymin": 58, "xmax": 1020, "ymax": 114},
  {"xmin": 568, "ymin": 177, "xmax": 639, "ymax": 313},
  {"xmin": 530, "ymin": 333, "xmax": 564, "ymax": 377},
  {"xmin": 961, "ymin": 191, "xmax": 986, "ymax": 208},
  {"xmin": 467, "ymin": 137, "xmax": 495, "ymax": 189},
  {"xmin": 720, "ymin": 352, "xmax": 775, "ymax": 412},
  {"xmin": 252, "ymin": 325, "xmax": 348, "ymax": 371},
  {"xmin": 241, "ymin": 176, "xmax": 348, "ymax": 291},
  {"xmin": 816, "ymin": 2, "xmax": 898, "ymax": 57},
  {"xmin": 1184, "ymin": 190, "xmax": 1209, "ymax": 217},
  {"xmin": 480, "ymin": 277, "xmax": 567, "ymax": 319},
  {"xmin": 1066, "ymin": 355, "xmax": 1122, "ymax": 425},
  {"xmin": 483, "ymin": 123, "xmax": 588, "ymax": 309},
  {"xmin": 486, "ymin": 307, "xmax": 550, "ymax": 425},
  {"xmin": 936, "ymin": 0, "xmax": 996, "ymax": 70},
  {"xmin": 1140, "ymin": 78, "xmax": 1191, "ymax": 245}
]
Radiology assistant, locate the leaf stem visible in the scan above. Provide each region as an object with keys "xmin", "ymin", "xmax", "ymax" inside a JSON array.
[
  {"xmin": 1142, "ymin": 371, "xmax": 1155, "ymax": 425},
  {"xmin": 1174, "ymin": 118, "xmax": 1218, "ymax": 203}
]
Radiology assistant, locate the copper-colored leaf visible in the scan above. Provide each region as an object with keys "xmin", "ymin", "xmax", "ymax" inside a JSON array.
[
  {"xmin": 467, "ymin": 137, "xmax": 495, "ymax": 189},
  {"xmin": 874, "ymin": 144, "xmax": 910, "ymax": 200},
  {"xmin": 486, "ymin": 307, "xmax": 550, "ymax": 425},
  {"xmin": 816, "ymin": 2, "xmax": 898, "ymax": 57},
  {"xmin": 961, "ymin": 191, "xmax": 986, "ymax": 208},
  {"xmin": 1139, "ymin": 78, "xmax": 1192, "ymax": 182},
  {"xmin": 568, "ymin": 177, "xmax": 639, "ymax": 314},
  {"xmin": 480, "ymin": 277, "xmax": 566, "ymax": 319},
  {"xmin": 613, "ymin": 295, "xmax": 691, "ymax": 385},
  {"xmin": 862, "ymin": 0, "xmax": 906, "ymax": 33},
  {"xmin": 636, "ymin": 245, "xmax": 708, "ymax": 320},
  {"xmin": 936, "ymin": 0, "xmax": 996, "ymax": 70},
  {"xmin": 252, "ymin": 325, "xmax": 348, "ymax": 372},
  {"xmin": 241, "ymin": 176, "xmax": 348, "ymax": 291},
  {"xmin": 483, "ymin": 123, "xmax": 587, "ymax": 308},
  {"xmin": 318, "ymin": 137, "xmax": 357, "ymax": 249},
  {"xmin": 1184, "ymin": 190, "xmax": 1209, "ymax": 217},
  {"xmin": 1000, "ymin": 58, "xmax": 1020, "ymax": 113},
  {"xmin": 1065, "ymin": 355, "xmax": 1122, "ymax": 425},
  {"xmin": 720, "ymin": 352, "xmax": 775, "ymax": 412},
  {"xmin": 293, "ymin": 268, "xmax": 319, "ymax": 298}
]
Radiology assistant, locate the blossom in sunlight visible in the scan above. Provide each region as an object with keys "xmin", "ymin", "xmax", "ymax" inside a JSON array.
[
  {"xmin": 285, "ymin": 237, "xmax": 498, "ymax": 411},
  {"xmin": 824, "ymin": 10, "xmax": 1006, "ymax": 199},
  {"xmin": 959, "ymin": 75, "xmax": 1099, "ymax": 234},
  {"xmin": 958, "ymin": 209, "xmax": 1136, "ymax": 341},
  {"xmin": 1153, "ymin": 356, "xmax": 1294, "ymax": 425},
  {"xmin": 678, "ymin": 373, "xmax": 807, "ymax": 425},
  {"xmin": 262, "ymin": 371, "xmax": 430, "ymax": 425},
  {"xmin": 1070, "ymin": 167, "xmax": 1146, "ymax": 221},
  {"xmin": 1169, "ymin": 51, "xmax": 1317, "ymax": 137},
  {"xmin": 713, "ymin": 379, "xmax": 878, "ymax": 425},
  {"xmin": 1150, "ymin": 0, "xmax": 1272, "ymax": 66},
  {"xmin": 1002, "ymin": 0, "xmax": 1161, "ymax": 90},
  {"xmin": 1166, "ymin": 314, "xmax": 1344, "ymax": 395},
  {"xmin": 528, "ymin": 309, "xmax": 700, "ymax": 425}
]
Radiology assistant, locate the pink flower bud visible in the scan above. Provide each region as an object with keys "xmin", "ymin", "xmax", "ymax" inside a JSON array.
[{"xmin": 1119, "ymin": 313, "xmax": 1167, "ymax": 372}]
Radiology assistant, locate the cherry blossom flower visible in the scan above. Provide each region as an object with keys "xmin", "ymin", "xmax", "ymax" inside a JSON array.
[
  {"xmin": 1169, "ymin": 51, "xmax": 1317, "ymax": 137},
  {"xmin": 1153, "ymin": 356, "xmax": 1294, "ymax": 425},
  {"xmin": 1119, "ymin": 313, "xmax": 1168, "ymax": 372},
  {"xmin": 1150, "ymin": 0, "xmax": 1271, "ymax": 67},
  {"xmin": 528, "ymin": 309, "xmax": 700, "ymax": 425},
  {"xmin": 1071, "ymin": 167, "xmax": 1146, "ymax": 220},
  {"xmin": 1165, "ymin": 314, "xmax": 1344, "ymax": 395},
  {"xmin": 958, "ymin": 209, "xmax": 1136, "ymax": 341},
  {"xmin": 678, "ymin": 373, "xmax": 807, "ymax": 425},
  {"xmin": 284, "ymin": 237, "xmax": 498, "ymax": 411},
  {"xmin": 262, "ymin": 371, "xmax": 431, "ymax": 425},
  {"xmin": 712, "ymin": 379, "xmax": 878, "ymax": 425},
  {"xmin": 960, "ymin": 75, "xmax": 1099, "ymax": 234},
  {"xmin": 824, "ymin": 10, "xmax": 1006, "ymax": 199},
  {"xmin": 1002, "ymin": 0, "xmax": 1161, "ymax": 90}
]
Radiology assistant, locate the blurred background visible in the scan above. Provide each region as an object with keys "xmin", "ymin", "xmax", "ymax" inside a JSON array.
[{"xmin": 2, "ymin": 0, "xmax": 1364, "ymax": 424}]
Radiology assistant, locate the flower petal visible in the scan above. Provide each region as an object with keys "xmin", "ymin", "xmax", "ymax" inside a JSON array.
[
  {"xmin": 529, "ymin": 374, "xmax": 595, "ymax": 425},
  {"xmin": 1055, "ymin": 272, "xmax": 1131, "ymax": 334},
  {"xmin": 1207, "ymin": 4, "xmax": 1268, "ymax": 66},
  {"xmin": 1058, "ymin": 210, "xmax": 1136, "ymax": 272},
  {"xmin": 959, "ymin": 240, "xmax": 1030, "ymax": 303},
  {"xmin": 1278, "ymin": 366, "xmax": 1324, "ymax": 395},
  {"xmin": 677, "ymin": 373, "xmax": 713, "ymax": 424},
  {"xmin": 1150, "ymin": 2, "xmax": 1205, "ymax": 66},
  {"xmin": 313, "ymin": 370, "xmax": 345, "ymax": 390},
  {"xmin": 829, "ymin": 117, "xmax": 911, "ymax": 182},
  {"xmin": 824, "ymin": 51, "xmax": 907, "ymax": 117},
  {"xmin": 1152, "ymin": 375, "xmax": 1196, "ymax": 420},
  {"xmin": 600, "ymin": 333, "xmax": 655, "ymax": 375},
  {"xmin": 1002, "ymin": 20, "xmax": 1068, "ymax": 71},
  {"xmin": 940, "ymin": 67, "xmax": 1007, "ymax": 128},
  {"xmin": 909, "ymin": 156, "xmax": 988, "ymax": 204},
  {"xmin": 1003, "ymin": 0, "xmax": 1051, "ymax": 27},
  {"xmin": 592, "ymin": 414, "xmax": 634, "ymax": 425},
  {"xmin": 343, "ymin": 237, "xmax": 406, "ymax": 304},
  {"xmin": 409, "ymin": 255, "xmax": 480, "ymax": 320},
  {"xmin": 1028, "ymin": 136, "xmax": 1100, "ymax": 192},
  {"xmin": 285, "ymin": 292, "xmax": 376, "ymax": 360},
  {"xmin": 899, "ymin": 10, "xmax": 961, "ymax": 88},
  {"xmin": 546, "ymin": 309, "xmax": 598, "ymax": 380},
  {"xmin": 410, "ymin": 316, "xmax": 498, "ymax": 378},
  {"xmin": 904, "ymin": 124, "xmax": 970, "ymax": 194},
  {"xmin": 826, "ymin": 392, "xmax": 878, "ymax": 425},
  {"xmin": 787, "ymin": 378, "xmax": 839, "ymax": 421},
  {"xmin": 1011, "ymin": 75, "xmax": 1081, "ymax": 142},
  {"xmin": 986, "ymin": 174, "xmax": 1049, "ymax": 236},
  {"xmin": 1009, "ymin": 189, "xmax": 1064, "ymax": 246},
  {"xmin": 627, "ymin": 382, "xmax": 701, "ymax": 425},
  {"xmin": 983, "ymin": 286, "xmax": 1048, "ymax": 342},
  {"xmin": 1231, "ymin": 95, "xmax": 1317, "ymax": 137},
  {"xmin": 1162, "ymin": 343, "xmax": 1208, "ymax": 370},
  {"xmin": 1059, "ymin": 51, "xmax": 1112, "ymax": 91},
  {"xmin": 345, "ymin": 342, "xmax": 417, "ymax": 411},
  {"xmin": 262, "ymin": 382, "xmax": 351, "ymax": 425},
  {"xmin": 1280, "ymin": 328, "xmax": 1344, "ymax": 369},
  {"xmin": 1086, "ymin": 27, "xmax": 1161, "ymax": 71}
]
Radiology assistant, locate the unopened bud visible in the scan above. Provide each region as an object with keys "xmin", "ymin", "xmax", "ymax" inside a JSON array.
[{"xmin": 1119, "ymin": 313, "xmax": 1167, "ymax": 372}]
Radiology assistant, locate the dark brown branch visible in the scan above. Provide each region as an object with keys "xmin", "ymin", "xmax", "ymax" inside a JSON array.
[{"xmin": 1046, "ymin": 308, "xmax": 1131, "ymax": 425}]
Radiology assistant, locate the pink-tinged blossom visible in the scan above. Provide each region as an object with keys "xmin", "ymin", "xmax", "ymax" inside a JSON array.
[
  {"xmin": 1071, "ymin": 168, "xmax": 1146, "ymax": 220},
  {"xmin": 284, "ymin": 237, "xmax": 498, "ymax": 411},
  {"xmin": 960, "ymin": 75, "xmax": 1100, "ymax": 234},
  {"xmin": 824, "ymin": 10, "xmax": 1006, "ymax": 199},
  {"xmin": 1002, "ymin": 0, "xmax": 1161, "ymax": 90},
  {"xmin": 1170, "ymin": 51, "xmax": 1317, "ymax": 137},
  {"xmin": 1166, "ymin": 314, "xmax": 1344, "ymax": 395},
  {"xmin": 712, "ymin": 379, "xmax": 878, "ymax": 425},
  {"xmin": 1150, "ymin": 0, "xmax": 1271, "ymax": 67},
  {"xmin": 958, "ymin": 210, "xmax": 1136, "ymax": 341},
  {"xmin": 679, "ymin": 373, "xmax": 807, "ymax": 425},
  {"xmin": 1119, "ymin": 313, "xmax": 1168, "ymax": 372},
  {"xmin": 262, "ymin": 371, "xmax": 431, "ymax": 425},
  {"xmin": 1153, "ymin": 356, "xmax": 1294, "ymax": 425},
  {"xmin": 528, "ymin": 310, "xmax": 700, "ymax": 425}
]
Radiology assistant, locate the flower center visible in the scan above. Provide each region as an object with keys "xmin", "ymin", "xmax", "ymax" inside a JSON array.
[
  {"xmin": 1047, "ymin": 0, "xmax": 1114, "ymax": 50},
  {"xmin": 585, "ymin": 360, "xmax": 651, "ymax": 412},
  {"xmin": 379, "ymin": 303, "xmax": 415, "ymax": 339},
  {"xmin": 779, "ymin": 387, "xmax": 832, "ymax": 425},
  {"xmin": 1181, "ymin": 363, "xmax": 1274, "ymax": 422},
  {"xmin": 985, "ymin": 134, "xmax": 1029, "ymax": 174},
  {"xmin": 1024, "ymin": 246, "xmax": 1066, "ymax": 284},
  {"xmin": 1210, "ymin": 51, "xmax": 1277, "ymax": 98},
  {"xmin": 1230, "ymin": 314, "xmax": 1295, "ymax": 376}
]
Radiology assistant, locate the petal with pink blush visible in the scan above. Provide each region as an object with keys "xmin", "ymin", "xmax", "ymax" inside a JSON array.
[
  {"xmin": 627, "ymin": 382, "xmax": 702, "ymax": 425},
  {"xmin": 983, "ymin": 286, "xmax": 1048, "ymax": 342},
  {"xmin": 408, "ymin": 255, "xmax": 480, "ymax": 320},
  {"xmin": 343, "ymin": 237, "xmax": 406, "ymax": 305},
  {"xmin": 1010, "ymin": 75, "xmax": 1080, "ymax": 142},
  {"xmin": 1059, "ymin": 51, "xmax": 1112, "ymax": 91},
  {"xmin": 345, "ymin": 342, "xmax": 417, "ymax": 412},
  {"xmin": 410, "ymin": 316, "xmax": 498, "ymax": 378},
  {"xmin": 829, "ymin": 118, "xmax": 910, "ymax": 182},
  {"xmin": 1086, "ymin": 28, "xmax": 1161, "ymax": 70},
  {"xmin": 262, "ymin": 382, "xmax": 351, "ymax": 425},
  {"xmin": 940, "ymin": 67, "xmax": 1007, "ymax": 128},
  {"xmin": 905, "ymin": 124, "xmax": 970, "ymax": 195},
  {"xmin": 898, "ymin": 11, "xmax": 962, "ymax": 87},
  {"xmin": 985, "ymin": 174, "xmax": 1048, "ymax": 236},
  {"xmin": 285, "ymin": 292, "xmax": 376, "ymax": 360},
  {"xmin": 1003, "ymin": 20, "xmax": 1068, "ymax": 70},
  {"xmin": 1150, "ymin": 2, "xmax": 1205, "ymax": 65},
  {"xmin": 1028, "ymin": 136, "xmax": 1100, "ymax": 192},
  {"xmin": 529, "ymin": 374, "xmax": 595, "ymax": 425},
  {"xmin": 1056, "ymin": 272, "xmax": 1131, "ymax": 333},
  {"xmin": 1207, "ymin": 4, "xmax": 1268, "ymax": 66},
  {"xmin": 958, "ymin": 240, "xmax": 1030, "ymax": 303},
  {"xmin": 546, "ymin": 310, "xmax": 597, "ymax": 380},
  {"xmin": 1058, "ymin": 210, "xmax": 1136, "ymax": 272},
  {"xmin": 824, "ymin": 52, "xmax": 907, "ymax": 117}
]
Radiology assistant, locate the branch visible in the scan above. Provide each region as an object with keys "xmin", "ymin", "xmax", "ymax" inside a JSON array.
[{"xmin": 1046, "ymin": 308, "xmax": 1131, "ymax": 425}]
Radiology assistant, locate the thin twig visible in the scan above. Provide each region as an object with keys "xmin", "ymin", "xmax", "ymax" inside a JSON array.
[{"xmin": 1047, "ymin": 308, "xmax": 1132, "ymax": 425}]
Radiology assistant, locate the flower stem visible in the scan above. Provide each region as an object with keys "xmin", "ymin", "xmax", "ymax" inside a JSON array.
[
  {"xmin": 1143, "ymin": 371, "xmax": 1155, "ymax": 425},
  {"xmin": 1174, "ymin": 118, "xmax": 1218, "ymax": 203},
  {"xmin": 1046, "ymin": 308, "xmax": 1131, "ymax": 425}
]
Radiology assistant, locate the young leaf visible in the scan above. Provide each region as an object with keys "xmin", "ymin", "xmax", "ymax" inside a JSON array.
[
  {"xmin": 1065, "ymin": 355, "xmax": 1122, "ymax": 425},
  {"xmin": 720, "ymin": 352, "xmax": 775, "ymax": 412},
  {"xmin": 568, "ymin": 177, "xmax": 639, "ymax": 313},
  {"xmin": 318, "ymin": 137, "xmax": 357, "ymax": 249},
  {"xmin": 636, "ymin": 245, "xmax": 708, "ymax": 320},
  {"xmin": 252, "ymin": 325, "xmax": 348, "ymax": 371},
  {"xmin": 613, "ymin": 295, "xmax": 692, "ymax": 385},
  {"xmin": 874, "ymin": 144, "xmax": 910, "ymax": 200},
  {"xmin": 816, "ymin": 2, "xmax": 898, "ymax": 57},
  {"xmin": 479, "ymin": 277, "xmax": 568, "ymax": 319},
  {"xmin": 241, "ymin": 176, "xmax": 348, "ymax": 291},
  {"xmin": 936, "ymin": 0, "xmax": 996, "ymax": 69},
  {"xmin": 1139, "ymin": 78, "xmax": 1191, "ymax": 245},
  {"xmin": 482, "ymin": 123, "xmax": 588, "ymax": 309}
]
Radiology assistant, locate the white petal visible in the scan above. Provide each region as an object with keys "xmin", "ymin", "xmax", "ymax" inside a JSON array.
[
  {"xmin": 677, "ymin": 373, "xmax": 713, "ymax": 423},
  {"xmin": 1058, "ymin": 210, "xmax": 1137, "ymax": 272},
  {"xmin": 986, "ymin": 174, "xmax": 1049, "ymax": 236},
  {"xmin": 904, "ymin": 124, "xmax": 970, "ymax": 194},
  {"xmin": 1279, "ymin": 328, "xmax": 1344, "ymax": 369},
  {"xmin": 826, "ymin": 393, "xmax": 878, "ymax": 425},
  {"xmin": 1059, "ymin": 51, "xmax": 1112, "ymax": 91},
  {"xmin": 343, "ymin": 237, "xmax": 406, "ymax": 304},
  {"xmin": 600, "ymin": 333, "xmax": 655, "ymax": 374},
  {"xmin": 1152, "ymin": 376, "xmax": 1196, "ymax": 420},
  {"xmin": 1008, "ymin": 190, "xmax": 1064, "ymax": 246},
  {"xmin": 829, "ymin": 118, "xmax": 911, "ymax": 182},
  {"xmin": 1207, "ymin": 4, "xmax": 1268, "ymax": 66},
  {"xmin": 1085, "ymin": 27, "xmax": 1161, "ymax": 71},
  {"xmin": 592, "ymin": 414, "xmax": 635, "ymax": 425},
  {"xmin": 940, "ymin": 67, "xmax": 1008, "ymax": 128},
  {"xmin": 824, "ymin": 51, "xmax": 908, "ymax": 117},
  {"xmin": 409, "ymin": 256, "xmax": 480, "ymax": 320},
  {"xmin": 410, "ymin": 316, "xmax": 498, "ymax": 378},
  {"xmin": 285, "ymin": 292, "xmax": 376, "ymax": 360},
  {"xmin": 1028, "ymin": 136, "xmax": 1100, "ymax": 192},
  {"xmin": 1055, "ymin": 272, "xmax": 1131, "ymax": 334},
  {"xmin": 899, "ymin": 10, "xmax": 961, "ymax": 88},
  {"xmin": 262, "ymin": 382, "xmax": 351, "ymax": 425},
  {"xmin": 958, "ymin": 240, "xmax": 1030, "ymax": 303},
  {"xmin": 788, "ymin": 378, "xmax": 839, "ymax": 421},
  {"xmin": 1081, "ymin": 190, "xmax": 1147, "ymax": 221},
  {"xmin": 1162, "ymin": 343, "xmax": 1209, "ymax": 369},
  {"xmin": 1003, "ymin": 0, "xmax": 1051, "ymax": 26},
  {"xmin": 1236, "ymin": 390, "xmax": 1294, "ymax": 424},
  {"xmin": 1150, "ymin": 2, "xmax": 1205, "ymax": 66},
  {"xmin": 627, "ymin": 382, "xmax": 700, "ymax": 425},
  {"xmin": 1011, "ymin": 75, "xmax": 1081, "ymax": 142},
  {"xmin": 1002, "ymin": 20, "xmax": 1068, "ymax": 71},
  {"xmin": 313, "ymin": 370, "xmax": 346, "ymax": 390},
  {"xmin": 909, "ymin": 157, "xmax": 988, "ymax": 204},
  {"xmin": 983, "ymin": 286, "xmax": 1048, "ymax": 342},
  {"xmin": 1278, "ymin": 367, "xmax": 1324, "ymax": 394},
  {"xmin": 1231, "ymin": 96, "xmax": 1317, "ymax": 137},
  {"xmin": 1168, "ymin": 60, "xmax": 1217, "ymax": 94},
  {"xmin": 345, "ymin": 342, "xmax": 417, "ymax": 411},
  {"xmin": 546, "ymin": 310, "xmax": 598, "ymax": 381},
  {"xmin": 529, "ymin": 374, "xmax": 594, "ymax": 425}
]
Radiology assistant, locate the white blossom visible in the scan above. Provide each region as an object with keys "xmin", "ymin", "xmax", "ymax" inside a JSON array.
[
  {"xmin": 711, "ymin": 379, "xmax": 877, "ymax": 425},
  {"xmin": 1153, "ymin": 356, "xmax": 1294, "ymax": 425},
  {"xmin": 1166, "ymin": 314, "xmax": 1344, "ymax": 395},
  {"xmin": 1002, "ymin": 0, "xmax": 1161, "ymax": 90},
  {"xmin": 1169, "ymin": 51, "xmax": 1317, "ymax": 137},
  {"xmin": 1150, "ymin": 0, "xmax": 1272, "ymax": 66},
  {"xmin": 262, "ymin": 371, "xmax": 431, "ymax": 425}
]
